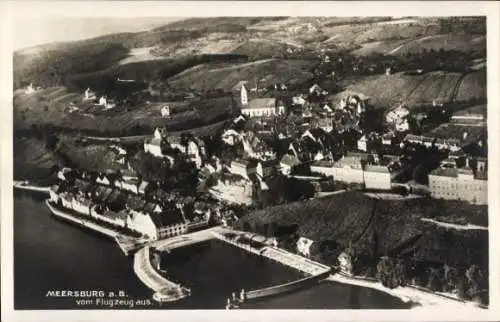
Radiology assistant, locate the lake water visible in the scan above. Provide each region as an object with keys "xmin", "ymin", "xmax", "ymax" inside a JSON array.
[{"xmin": 13, "ymin": 191, "xmax": 411, "ymax": 309}]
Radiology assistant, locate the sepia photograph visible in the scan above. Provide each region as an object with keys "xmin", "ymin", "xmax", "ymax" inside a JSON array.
[{"xmin": 1, "ymin": 1, "xmax": 499, "ymax": 321}]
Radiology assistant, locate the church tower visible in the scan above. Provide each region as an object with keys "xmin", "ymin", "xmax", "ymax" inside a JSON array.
[{"xmin": 241, "ymin": 84, "xmax": 248, "ymax": 106}]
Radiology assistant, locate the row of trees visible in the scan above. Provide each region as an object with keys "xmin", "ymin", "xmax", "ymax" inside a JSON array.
[{"xmin": 376, "ymin": 257, "xmax": 488, "ymax": 305}]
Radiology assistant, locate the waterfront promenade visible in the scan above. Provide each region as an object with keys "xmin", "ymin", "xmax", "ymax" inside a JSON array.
[
  {"xmin": 152, "ymin": 226, "xmax": 223, "ymax": 252},
  {"xmin": 46, "ymin": 200, "xmax": 117, "ymax": 238},
  {"xmin": 213, "ymin": 229, "xmax": 331, "ymax": 276},
  {"xmin": 45, "ymin": 200, "xmax": 146, "ymax": 255}
]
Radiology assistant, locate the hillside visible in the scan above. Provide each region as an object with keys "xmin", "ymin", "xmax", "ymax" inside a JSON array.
[
  {"xmin": 14, "ymin": 17, "xmax": 486, "ymax": 92},
  {"xmin": 14, "ymin": 137, "xmax": 60, "ymax": 181},
  {"xmin": 168, "ymin": 59, "xmax": 318, "ymax": 92},
  {"xmin": 335, "ymin": 70, "xmax": 485, "ymax": 108},
  {"xmin": 238, "ymin": 191, "xmax": 488, "ymax": 267}
]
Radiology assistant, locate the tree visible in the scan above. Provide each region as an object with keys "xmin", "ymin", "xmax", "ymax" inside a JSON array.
[
  {"xmin": 377, "ymin": 257, "xmax": 409, "ymax": 289},
  {"xmin": 412, "ymin": 164, "xmax": 428, "ymax": 184},
  {"xmin": 442, "ymin": 263, "xmax": 458, "ymax": 292},
  {"xmin": 456, "ymin": 276, "xmax": 469, "ymax": 300},
  {"xmin": 426, "ymin": 268, "xmax": 442, "ymax": 292}
]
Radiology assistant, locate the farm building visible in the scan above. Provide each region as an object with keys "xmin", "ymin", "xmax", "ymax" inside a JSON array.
[{"xmin": 83, "ymin": 88, "xmax": 97, "ymax": 101}]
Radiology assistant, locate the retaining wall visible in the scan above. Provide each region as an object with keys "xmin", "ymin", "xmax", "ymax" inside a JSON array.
[{"xmin": 46, "ymin": 200, "xmax": 117, "ymax": 238}]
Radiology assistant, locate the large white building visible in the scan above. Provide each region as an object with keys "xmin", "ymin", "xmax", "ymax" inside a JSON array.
[
  {"xmin": 241, "ymin": 98, "xmax": 285, "ymax": 117},
  {"xmin": 311, "ymin": 153, "xmax": 400, "ymax": 190},
  {"xmin": 429, "ymin": 158, "xmax": 487, "ymax": 204},
  {"xmin": 363, "ymin": 165, "xmax": 392, "ymax": 190},
  {"xmin": 296, "ymin": 237, "xmax": 315, "ymax": 258}
]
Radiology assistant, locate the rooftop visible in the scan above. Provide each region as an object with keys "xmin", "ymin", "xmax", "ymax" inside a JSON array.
[
  {"xmin": 103, "ymin": 210, "xmax": 129, "ymax": 221},
  {"xmin": 430, "ymin": 166, "xmax": 487, "ymax": 180},
  {"xmin": 127, "ymin": 195, "xmax": 147, "ymax": 211},
  {"xmin": 280, "ymin": 154, "xmax": 301, "ymax": 166},
  {"xmin": 92, "ymin": 186, "xmax": 114, "ymax": 203},
  {"xmin": 74, "ymin": 179, "xmax": 93, "ymax": 193},
  {"xmin": 149, "ymin": 209, "xmax": 185, "ymax": 228},
  {"xmin": 364, "ymin": 165, "xmax": 390, "ymax": 174},
  {"xmin": 427, "ymin": 123, "xmax": 486, "ymax": 145},
  {"xmin": 244, "ymin": 98, "xmax": 276, "ymax": 110}
]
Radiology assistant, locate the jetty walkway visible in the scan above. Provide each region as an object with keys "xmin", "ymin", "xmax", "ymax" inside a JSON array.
[{"xmin": 134, "ymin": 246, "xmax": 190, "ymax": 303}]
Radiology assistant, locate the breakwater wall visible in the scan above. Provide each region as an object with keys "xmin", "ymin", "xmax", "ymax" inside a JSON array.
[
  {"xmin": 246, "ymin": 270, "xmax": 330, "ymax": 300},
  {"xmin": 214, "ymin": 229, "xmax": 332, "ymax": 302}
]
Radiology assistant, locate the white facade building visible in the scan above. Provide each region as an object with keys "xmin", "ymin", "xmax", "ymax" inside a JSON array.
[
  {"xmin": 161, "ymin": 105, "xmax": 170, "ymax": 117},
  {"xmin": 296, "ymin": 237, "xmax": 315, "ymax": 258},
  {"xmin": 241, "ymin": 84, "xmax": 248, "ymax": 106}
]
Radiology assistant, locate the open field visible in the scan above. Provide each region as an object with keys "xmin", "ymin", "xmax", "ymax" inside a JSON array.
[
  {"xmin": 117, "ymin": 46, "xmax": 166, "ymax": 65},
  {"xmin": 321, "ymin": 22, "xmax": 427, "ymax": 48},
  {"xmin": 14, "ymin": 87, "xmax": 82, "ymax": 129},
  {"xmin": 389, "ymin": 34, "xmax": 486, "ymax": 56},
  {"xmin": 168, "ymin": 59, "xmax": 318, "ymax": 92},
  {"xmin": 351, "ymin": 40, "xmax": 408, "ymax": 56},
  {"xmin": 335, "ymin": 70, "xmax": 483, "ymax": 108}
]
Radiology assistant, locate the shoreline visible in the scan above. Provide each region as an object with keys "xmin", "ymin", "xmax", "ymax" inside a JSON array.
[
  {"xmin": 15, "ymin": 186, "xmax": 489, "ymax": 310},
  {"xmin": 327, "ymin": 273, "xmax": 484, "ymax": 311}
]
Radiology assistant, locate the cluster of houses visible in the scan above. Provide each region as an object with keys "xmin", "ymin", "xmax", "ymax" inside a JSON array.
[
  {"xmin": 24, "ymin": 83, "xmax": 42, "ymax": 95},
  {"xmin": 83, "ymin": 87, "xmax": 116, "ymax": 110},
  {"xmin": 403, "ymin": 105, "xmax": 486, "ymax": 152},
  {"xmin": 50, "ymin": 168, "xmax": 211, "ymax": 239},
  {"xmin": 144, "ymin": 127, "xmax": 204, "ymax": 169},
  {"xmin": 385, "ymin": 103, "xmax": 411, "ymax": 132},
  {"xmin": 399, "ymin": 105, "xmax": 488, "ymax": 204}
]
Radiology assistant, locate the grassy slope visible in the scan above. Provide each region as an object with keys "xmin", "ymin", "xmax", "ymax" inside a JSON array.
[
  {"xmin": 336, "ymin": 70, "xmax": 484, "ymax": 108},
  {"xmin": 168, "ymin": 59, "xmax": 318, "ymax": 92},
  {"xmin": 239, "ymin": 191, "xmax": 488, "ymax": 266},
  {"xmin": 14, "ymin": 137, "xmax": 59, "ymax": 180},
  {"xmin": 56, "ymin": 138, "xmax": 124, "ymax": 172}
]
